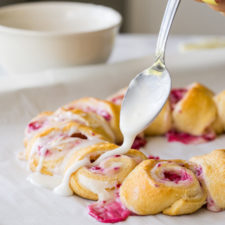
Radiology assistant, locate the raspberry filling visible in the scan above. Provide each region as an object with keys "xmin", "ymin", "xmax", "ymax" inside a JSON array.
[
  {"xmin": 148, "ymin": 155, "xmax": 160, "ymax": 160},
  {"xmin": 166, "ymin": 130, "xmax": 215, "ymax": 145},
  {"xmin": 195, "ymin": 166, "xmax": 203, "ymax": 177},
  {"xmin": 28, "ymin": 121, "xmax": 44, "ymax": 132},
  {"xmin": 131, "ymin": 136, "xmax": 147, "ymax": 150},
  {"xmin": 110, "ymin": 95, "xmax": 124, "ymax": 105},
  {"xmin": 163, "ymin": 170, "xmax": 191, "ymax": 184},
  {"xmin": 89, "ymin": 166, "xmax": 104, "ymax": 173},
  {"xmin": 37, "ymin": 146, "xmax": 51, "ymax": 157},
  {"xmin": 170, "ymin": 88, "xmax": 187, "ymax": 110},
  {"xmin": 88, "ymin": 198, "xmax": 131, "ymax": 223},
  {"xmin": 89, "ymin": 164, "xmax": 121, "ymax": 175},
  {"xmin": 84, "ymin": 106, "xmax": 112, "ymax": 121},
  {"xmin": 98, "ymin": 110, "xmax": 112, "ymax": 121},
  {"xmin": 207, "ymin": 196, "xmax": 222, "ymax": 212}
]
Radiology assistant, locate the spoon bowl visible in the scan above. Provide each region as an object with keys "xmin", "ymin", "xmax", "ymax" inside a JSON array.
[{"xmin": 120, "ymin": 58, "xmax": 171, "ymax": 138}]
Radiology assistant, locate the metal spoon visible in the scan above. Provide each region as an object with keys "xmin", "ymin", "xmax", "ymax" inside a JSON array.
[
  {"xmin": 119, "ymin": 0, "xmax": 181, "ymax": 147},
  {"xmin": 93, "ymin": 0, "xmax": 180, "ymax": 164}
]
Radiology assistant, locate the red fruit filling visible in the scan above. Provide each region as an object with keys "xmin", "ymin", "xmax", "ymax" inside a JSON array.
[
  {"xmin": 28, "ymin": 121, "xmax": 44, "ymax": 132},
  {"xmin": 98, "ymin": 110, "xmax": 112, "ymax": 121},
  {"xmin": 83, "ymin": 106, "xmax": 112, "ymax": 121},
  {"xmin": 131, "ymin": 136, "xmax": 147, "ymax": 150},
  {"xmin": 66, "ymin": 105, "xmax": 112, "ymax": 121},
  {"xmin": 195, "ymin": 166, "xmax": 203, "ymax": 177},
  {"xmin": 110, "ymin": 95, "xmax": 124, "ymax": 105},
  {"xmin": 170, "ymin": 88, "xmax": 187, "ymax": 110},
  {"xmin": 163, "ymin": 170, "xmax": 191, "ymax": 184},
  {"xmin": 207, "ymin": 196, "xmax": 222, "ymax": 212},
  {"xmin": 166, "ymin": 130, "xmax": 215, "ymax": 145},
  {"xmin": 148, "ymin": 155, "xmax": 160, "ymax": 160},
  {"xmin": 89, "ymin": 166, "xmax": 104, "ymax": 173},
  {"xmin": 113, "ymin": 167, "xmax": 120, "ymax": 171},
  {"xmin": 88, "ymin": 198, "xmax": 131, "ymax": 223},
  {"xmin": 37, "ymin": 146, "xmax": 51, "ymax": 157}
]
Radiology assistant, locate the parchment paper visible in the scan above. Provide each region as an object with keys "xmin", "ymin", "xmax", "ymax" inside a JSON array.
[{"xmin": 1, "ymin": 49, "xmax": 225, "ymax": 225}]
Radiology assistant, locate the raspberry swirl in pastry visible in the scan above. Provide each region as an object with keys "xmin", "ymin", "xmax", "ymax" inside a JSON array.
[
  {"xmin": 25, "ymin": 107, "xmax": 115, "ymax": 147},
  {"xmin": 54, "ymin": 108, "xmax": 115, "ymax": 143},
  {"xmin": 120, "ymin": 159, "xmax": 206, "ymax": 215},
  {"xmin": 26, "ymin": 121, "xmax": 108, "ymax": 178},
  {"xmin": 61, "ymin": 97, "xmax": 122, "ymax": 144},
  {"xmin": 54, "ymin": 142, "xmax": 147, "ymax": 197}
]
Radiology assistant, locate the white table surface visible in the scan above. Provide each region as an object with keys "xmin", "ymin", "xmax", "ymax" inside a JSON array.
[
  {"xmin": 109, "ymin": 34, "xmax": 217, "ymax": 63},
  {"xmin": 0, "ymin": 34, "xmax": 223, "ymax": 76}
]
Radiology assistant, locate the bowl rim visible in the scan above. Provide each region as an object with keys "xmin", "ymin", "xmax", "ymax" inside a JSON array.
[{"xmin": 0, "ymin": 1, "xmax": 122, "ymax": 37}]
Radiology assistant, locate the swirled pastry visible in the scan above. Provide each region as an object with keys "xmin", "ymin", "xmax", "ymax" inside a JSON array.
[
  {"xmin": 26, "ymin": 121, "xmax": 108, "ymax": 175},
  {"xmin": 54, "ymin": 108, "xmax": 115, "ymax": 143},
  {"xmin": 64, "ymin": 142, "xmax": 147, "ymax": 201},
  {"xmin": 61, "ymin": 97, "xmax": 122, "ymax": 144},
  {"xmin": 120, "ymin": 159, "xmax": 206, "ymax": 215},
  {"xmin": 190, "ymin": 149, "xmax": 225, "ymax": 212},
  {"xmin": 171, "ymin": 83, "xmax": 217, "ymax": 136}
]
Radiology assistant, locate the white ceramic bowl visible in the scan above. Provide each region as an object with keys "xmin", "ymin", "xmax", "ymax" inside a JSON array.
[{"xmin": 0, "ymin": 2, "xmax": 121, "ymax": 74}]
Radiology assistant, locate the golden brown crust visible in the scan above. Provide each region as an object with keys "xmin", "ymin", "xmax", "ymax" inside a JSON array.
[
  {"xmin": 145, "ymin": 101, "xmax": 172, "ymax": 136},
  {"xmin": 65, "ymin": 143, "xmax": 147, "ymax": 200},
  {"xmin": 213, "ymin": 91, "xmax": 225, "ymax": 133},
  {"xmin": 172, "ymin": 83, "xmax": 217, "ymax": 135},
  {"xmin": 190, "ymin": 149, "xmax": 225, "ymax": 210},
  {"xmin": 120, "ymin": 159, "xmax": 206, "ymax": 215}
]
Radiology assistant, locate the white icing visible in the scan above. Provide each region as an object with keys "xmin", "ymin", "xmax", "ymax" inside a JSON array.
[
  {"xmin": 57, "ymin": 139, "xmax": 102, "ymax": 174},
  {"xmin": 78, "ymin": 174, "xmax": 115, "ymax": 201},
  {"xmin": 93, "ymin": 136, "xmax": 135, "ymax": 166},
  {"xmin": 55, "ymin": 109, "xmax": 115, "ymax": 142},
  {"xmin": 54, "ymin": 158, "xmax": 91, "ymax": 196},
  {"xmin": 54, "ymin": 110, "xmax": 87, "ymax": 124},
  {"xmin": 27, "ymin": 173, "xmax": 62, "ymax": 189}
]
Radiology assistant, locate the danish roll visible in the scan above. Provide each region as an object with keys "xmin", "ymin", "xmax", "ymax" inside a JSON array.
[
  {"xmin": 171, "ymin": 83, "xmax": 217, "ymax": 136},
  {"xmin": 120, "ymin": 159, "xmax": 206, "ymax": 215},
  {"xmin": 190, "ymin": 149, "xmax": 225, "ymax": 211},
  {"xmin": 25, "ymin": 121, "xmax": 108, "ymax": 176},
  {"xmin": 64, "ymin": 142, "xmax": 147, "ymax": 201},
  {"xmin": 54, "ymin": 108, "xmax": 115, "ymax": 143},
  {"xmin": 62, "ymin": 97, "xmax": 122, "ymax": 144}
]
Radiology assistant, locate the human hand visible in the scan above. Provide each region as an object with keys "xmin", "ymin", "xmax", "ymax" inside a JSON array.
[{"xmin": 196, "ymin": 0, "xmax": 225, "ymax": 14}]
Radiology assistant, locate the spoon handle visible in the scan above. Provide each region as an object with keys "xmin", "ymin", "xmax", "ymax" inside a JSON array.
[{"xmin": 155, "ymin": 0, "xmax": 181, "ymax": 61}]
